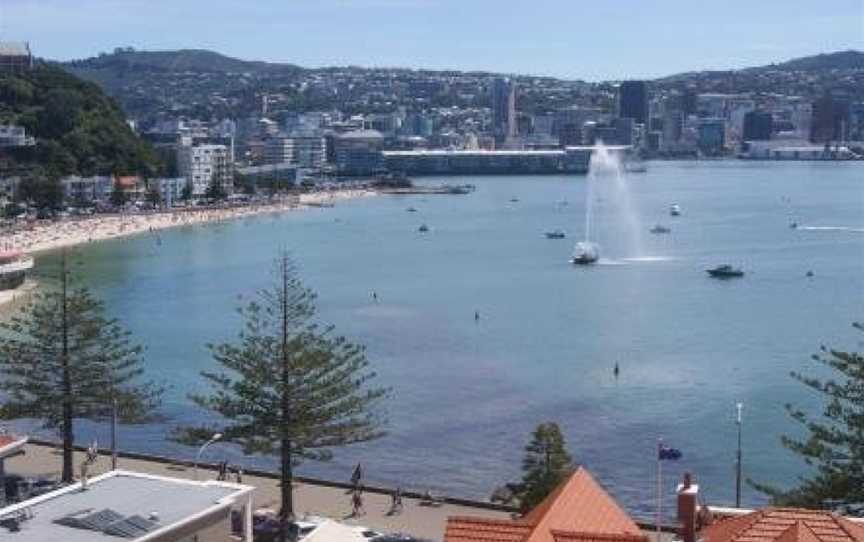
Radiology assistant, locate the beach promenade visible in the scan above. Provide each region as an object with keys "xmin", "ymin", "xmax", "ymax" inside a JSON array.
[
  {"xmin": 0, "ymin": 188, "xmax": 374, "ymax": 255},
  {"xmin": 9, "ymin": 442, "xmax": 512, "ymax": 541}
]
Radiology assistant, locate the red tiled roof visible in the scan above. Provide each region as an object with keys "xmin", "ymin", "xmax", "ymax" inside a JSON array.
[
  {"xmin": 444, "ymin": 467, "xmax": 647, "ymax": 542},
  {"xmin": 701, "ymin": 509, "xmax": 864, "ymax": 542},
  {"xmin": 444, "ymin": 517, "xmax": 532, "ymax": 542}
]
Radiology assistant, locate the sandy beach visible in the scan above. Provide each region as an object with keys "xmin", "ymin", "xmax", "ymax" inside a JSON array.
[{"xmin": 0, "ymin": 189, "xmax": 375, "ymax": 255}]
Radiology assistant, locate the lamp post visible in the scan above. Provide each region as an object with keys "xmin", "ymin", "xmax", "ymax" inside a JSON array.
[
  {"xmin": 193, "ymin": 433, "xmax": 222, "ymax": 481},
  {"xmin": 735, "ymin": 402, "xmax": 743, "ymax": 508}
]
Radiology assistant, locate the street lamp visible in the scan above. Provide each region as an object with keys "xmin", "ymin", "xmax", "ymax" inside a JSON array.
[
  {"xmin": 193, "ymin": 433, "xmax": 223, "ymax": 481},
  {"xmin": 735, "ymin": 403, "xmax": 743, "ymax": 508}
]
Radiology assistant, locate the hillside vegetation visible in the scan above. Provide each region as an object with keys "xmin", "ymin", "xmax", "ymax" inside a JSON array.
[{"xmin": 0, "ymin": 63, "xmax": 162, "ymax": 179}]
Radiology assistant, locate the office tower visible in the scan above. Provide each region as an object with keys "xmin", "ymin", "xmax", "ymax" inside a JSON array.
[
  {"xmin": 742, "ymin": 111, "xmax": 773, "ymax": 141},
  {"xmin": 618, "ymin": 81, "xmax": 648, "ymax": 125},
  {"xmin": 490, "ymin": 77, "xmax": 516, "ymax": 144}
]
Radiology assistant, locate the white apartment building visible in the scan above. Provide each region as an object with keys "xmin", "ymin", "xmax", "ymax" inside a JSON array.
[{"xmin": 177, "ymin": 144, "xmax": 233, "ymax": 197}]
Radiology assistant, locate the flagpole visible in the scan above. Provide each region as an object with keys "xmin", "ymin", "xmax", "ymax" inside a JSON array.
[{"xmin": 657, "ymin": 438, "xmax": 662, "ymax": 542}]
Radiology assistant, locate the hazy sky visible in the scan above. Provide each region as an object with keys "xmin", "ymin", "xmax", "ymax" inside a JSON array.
[{"xmin": 2, "ymin": 0, "xmax": 862, "ymax": 80}]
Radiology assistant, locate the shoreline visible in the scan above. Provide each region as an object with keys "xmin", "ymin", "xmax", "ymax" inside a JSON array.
[{"xmin": 1, "ymin": 188, "xmax": 375, "ymax": 256}]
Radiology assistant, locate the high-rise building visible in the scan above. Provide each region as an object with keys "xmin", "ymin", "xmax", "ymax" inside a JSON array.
[
  {"xmin": 743, "ymin": 111, "xmax": 773, "ymax": 141},
  {"xmin": 618, "ymin": 81, "xmax": 648, "ymax": 125},
  {"xmin": 334, "ymin": 130, "xmax": 385, "ymax": 176},
  {"xmin": 263, "ymin": 134, "xmax": 326, "ymax": 168},
  {"xmin": 177, "ymin": 144, "xmax": 234, "ymax": 197},
  {"xmin": 490, "ymin": 77, "xmax": 516, "ymax": 144},
  {"xmin": 810, "ymin": 94, "xmax": 850, "ymax": 143}
]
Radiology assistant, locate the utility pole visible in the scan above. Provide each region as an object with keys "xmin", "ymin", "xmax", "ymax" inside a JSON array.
[{"xmin": 735, "ymin": 402, "xmax": 743, "ymax": 508}]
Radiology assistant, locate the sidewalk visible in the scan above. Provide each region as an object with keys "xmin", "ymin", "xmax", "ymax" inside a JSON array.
[{"xmin": 9, "ymin": 443, "xmax": 512, "ymax": 541}]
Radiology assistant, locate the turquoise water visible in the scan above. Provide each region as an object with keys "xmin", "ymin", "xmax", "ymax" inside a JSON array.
[{"xmin": 32, "ymin": 160, "xmax": 864, "ymax": 517}]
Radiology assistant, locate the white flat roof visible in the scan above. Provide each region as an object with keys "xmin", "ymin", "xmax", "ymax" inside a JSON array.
[{"xmin": 0, "ymin": 470, "xmax": 252, "ymax": 541}]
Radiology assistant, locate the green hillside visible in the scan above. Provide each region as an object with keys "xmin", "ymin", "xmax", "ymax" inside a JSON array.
[{"xmin": 0, "ymin": 63, "xmax": 162, "ymax": 179}]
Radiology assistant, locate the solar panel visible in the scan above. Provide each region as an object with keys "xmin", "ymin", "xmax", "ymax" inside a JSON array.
[
  {"xmin": 56, "ymin": 508, "xmax": 159, "ymax": 538},
  {"xmin": 55, "ymin": 508, "xmax": 124, "ymax": 531}
]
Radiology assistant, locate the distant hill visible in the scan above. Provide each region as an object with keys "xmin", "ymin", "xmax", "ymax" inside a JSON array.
[
  {"xmin": 0, "ymin": 63, "xmax": 162, "ymax": 180},
  {"xmin": 658, "ymin": 50, "xmax": 864, "ymax": 81},
  {"xmin": 768, "ymin": 50, "xmax": 864, "ymax": 72},
  {"xmin": 66, "ymin": 48, "xmax": 302, "ymax": 75},
  {"xmin": 654, "ymin": 50, "xmax": 864, "ymax": 100}
]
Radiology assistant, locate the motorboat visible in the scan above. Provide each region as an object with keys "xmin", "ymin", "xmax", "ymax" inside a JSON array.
[
  {"xmin": 706, "ymin": 264, "xmax": 744, "ymax": 278},
  {"xmin": 406, "ymin": 207, "xmax": 417, "ymax": 212},
  {"xmin": 649, "ymin": 224, "xmax": 671, "ymax": 234},
  {"xmin": 510, "ymin": 197, "xmax": 519, "ymax": 203},
  {"xmin": 418, "ymin": 224, "xmax": 429, "ymax": 232},
  {"xmin": 669, "ymin": 203, "xmax": 681, "ymax": 216},
  {"xmin": 545, "ymin": 230, "xmax": 566, "ymax": 239},
  {"xmin": 571, "ymin": 242, "xmax": 599, "ymax": 265}
]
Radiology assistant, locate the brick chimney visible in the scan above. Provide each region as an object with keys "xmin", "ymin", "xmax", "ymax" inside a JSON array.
[{"xmin": 677, "ymin": 472, "xmax": 699, "ymax": 542}]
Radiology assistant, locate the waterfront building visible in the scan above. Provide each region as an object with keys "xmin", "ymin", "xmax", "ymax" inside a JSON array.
[
  {"xmin": 743, "ymin": 111, "xmax": 773, "ymax": 141},
  {"xmin": 263, "ymin": 134, "xmax": 327, "ymax": 168},
  {"xmin": 0, "ymin": 469, "xmax": 254, "ymax": 541},
  {"xmin": 235, "ymin": 162, "xmax": 299, "ymax": 191},
  {"xmin": 490, "ymin": 77, "xmax": 517, "ymax": 145},
  {"xmin": 739, "ymin": 139, "xmax": 858, "ymax": 160},
  {"xmin": 177, "ymin": 143, "xmax": 234, "ymax": 197},
  {"xmin": 810, "ymin": 93, "xmax": 850, "ymax": 143},
  {"xmin": 61, "ymin": 175, "xmax": 114, "ymax": 205},
  {"xmin": 382, "ymin": 147, "xmax": 592, "ymax": 175},
  {"xmin": 0, "ymin": 42, "xmax": 32, "ymax": 75},
  {"xmin": 697, "ymin": 119, "xmax": 726, "ymax": 155},
  {"xmin": 334, "ymin": 129, "xmax": 385, "ymax": 176},
  {"xmin": 149, "ymin": 177, "xmax": 187, "ymax": 207},
  {"xmin": 618, "ymin": 80, "xmax": 649, "ymax": 125},
  {"xmin": 0, "ymin": 125, "xmax": 35, "ymax": 148},
  {"xmin": 444, "ymin": 466, "xmax": 648, "ymax": 542}
]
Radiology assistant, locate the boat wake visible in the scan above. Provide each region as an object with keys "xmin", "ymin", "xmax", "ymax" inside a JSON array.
[
  {"xmin": 620, "ymin": 256, "xmax": 676, "ymax": 263},
  {"xmin": 797, "ymin": 226, "xmax": 864, "ymax": 233}
]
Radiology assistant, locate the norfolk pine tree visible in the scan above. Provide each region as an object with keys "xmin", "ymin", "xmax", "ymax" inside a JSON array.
[
  {"xmin": 0, "ymin": 250, "xmax": 162, "ymax": 483},
  {"xmin": 750, "ymin": 322, "xmax": 864, "ymax": 513},
  {"xmin": 176, "ymin": 251, "xmax": 388, "ymax": 540},
  {"xmin": 514, "ymin": 422, "xmax": 573, "ymax": 513}
]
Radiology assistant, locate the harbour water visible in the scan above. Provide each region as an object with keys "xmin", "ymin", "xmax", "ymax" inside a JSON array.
[{"xmin": 30, "ymin": 160, "xmax": 864, "ymax": 518}]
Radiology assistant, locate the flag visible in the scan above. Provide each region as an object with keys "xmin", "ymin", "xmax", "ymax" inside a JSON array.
[{"xmin": 658, "ymin": 445, "xmax": 682, "ymax": 461}]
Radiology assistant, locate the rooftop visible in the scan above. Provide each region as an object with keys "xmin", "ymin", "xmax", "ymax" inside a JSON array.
[
  {"xmin": 700, "ymin": 508, "xmax": 864, "ymax": 542},
  {"xmin": 0, "ymin": 470, "xmax": 252, "ymax": 542},
  {"xmin": 445, "ymin": 467, "xmax": 648, "ymax": 542}
]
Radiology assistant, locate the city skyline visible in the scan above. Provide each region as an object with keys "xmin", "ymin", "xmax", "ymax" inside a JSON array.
[{"xmin": 1, "ymin": 0, "xmax": 862, "ymax": 81}]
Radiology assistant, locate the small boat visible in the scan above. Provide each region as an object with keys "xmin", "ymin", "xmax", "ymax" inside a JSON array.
[
  {"xmin": 649, "ymin": 224, "xmax": 671, "ymax": 234},
  {"xmin": 406, "ymin": 207, "xmax": 417, "ymax": 212},
  {"xmin": 706, "ymin": 264, "xmax": 744, "ymax": 278},
  {"xmin": 670, "ymin": 204, "xmax": 681, "ymax": 216},
  {"xmin": 510, "ymin": 197, "xmax": 519, "ymax": 203},
  {"xmin": 790, "ymin": 221, "xmax": 798, "ymax": 229},
  {"xmin": 418, "ymin": 224, "xmax": 429, "ymax": 232},
  {"xmin": 571, "ymin": 242, "xmax": 599, "ymax": 265},
  {"xmin": 545, "ymin": 230, "xmax": 566, "ymax": 239}
]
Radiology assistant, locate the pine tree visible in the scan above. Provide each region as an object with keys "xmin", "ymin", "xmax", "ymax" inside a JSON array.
[
  {"xmin": 0, "ymin": 251, "xmax": 162, "ymax": 482},
  {"xmin": 513, "ymin": 422, "xmax": 573, "ymax": 513},
  {"xmin": 176, "ymin": 251, "xmax": 388, "ymax": 541},
  {"xmin": 750, "ymin": 322, "xmax": 864, "ymax": 514}
]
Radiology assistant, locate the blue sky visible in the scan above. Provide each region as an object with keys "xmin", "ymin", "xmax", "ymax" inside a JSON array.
[{"xmin": 1, "ymin": 0, "xmax": 862, "ymax": 80}]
